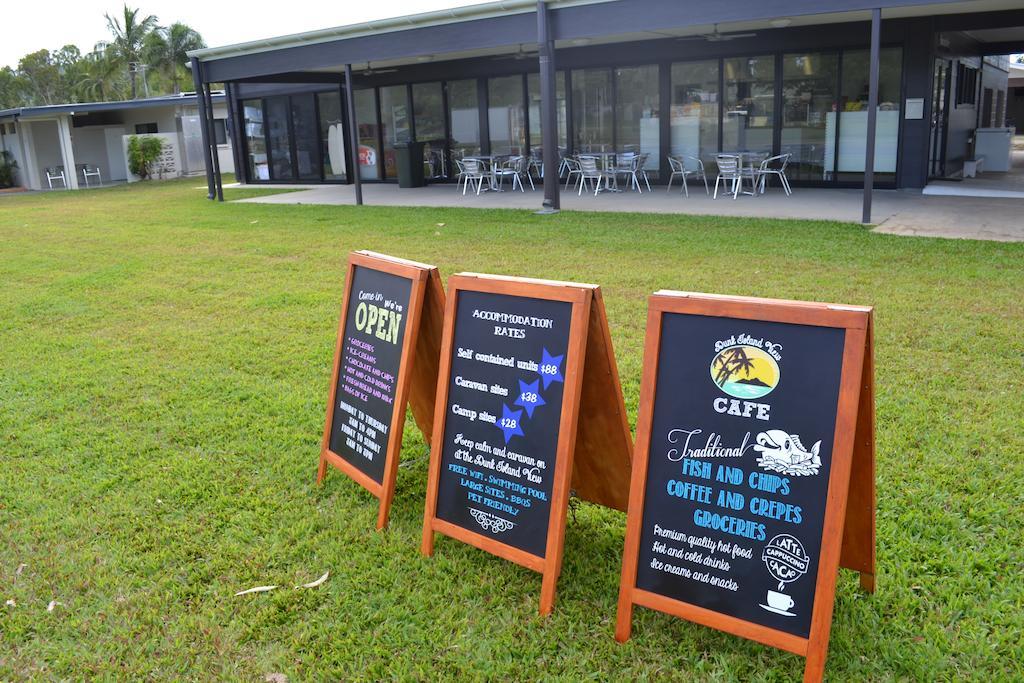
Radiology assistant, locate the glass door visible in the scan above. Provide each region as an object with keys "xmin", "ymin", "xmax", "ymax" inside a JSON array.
[
  {"xmin": 930, "ymin": 58, "xmax": 950, "ymax": 179},
  {"xmin": 412, "ymin": 82, "xmax": 448, "ymax": 180},
  {"xmin": 266, "ymin": 96, "xmax": 294, "ymax": 181},
  {"xmin": 723, "ymin": 56, "xmax": 775, "ymax": 157},
  {"xmin": 318, "ymin": 91, "xmax": 346, "ymax": 181},
  {"xmin": 290, "ymin": 93, "xmax": 320, "ymax": 181},
  {"xmin": 781, "ymin": 52, "xmax": 838, "ymax": 183}
]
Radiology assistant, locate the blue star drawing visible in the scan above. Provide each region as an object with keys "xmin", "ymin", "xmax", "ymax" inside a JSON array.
[
  {"xmin": 498, "ymin": 404, "xmax": 525, "ymax": 444},
  {"xmin": 514, "ymin": 378, "xmax": 546, "ymax": 418},
  {"xmin": 537, "ymin": 348, "xmax": 565, "ymax": 389}
]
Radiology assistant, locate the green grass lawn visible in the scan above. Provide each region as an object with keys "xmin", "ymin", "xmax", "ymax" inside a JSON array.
[{"xmin": 1, "ymin": 178, "xmax": 1021, "ymax": 680}]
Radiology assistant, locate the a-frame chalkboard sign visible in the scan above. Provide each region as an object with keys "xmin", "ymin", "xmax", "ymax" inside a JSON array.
[
  {"xmin": 421, "ymin": 273, "xmax": 633, "ymax": 615},
  {"xmin": 616, "ymin": 291, "xmax": 875, "ymax": 683},
  {"xmin": 318, "ymin": 251, "xmax": 445, "ymax": 529}
]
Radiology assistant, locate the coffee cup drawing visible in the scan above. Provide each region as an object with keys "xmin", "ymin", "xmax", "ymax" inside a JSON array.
[{"xmin": 767, "ymin": 590, "xmax": 795, "ymax": 611}]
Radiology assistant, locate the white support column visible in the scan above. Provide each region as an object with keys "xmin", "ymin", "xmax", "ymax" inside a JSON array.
[
  {"xmin": 56, "ymin": 115, "xmax": 79, "ymax": 190},
  {"xmin": 16, "ymin": 120, "xmax": 41, "ymax": 190}
]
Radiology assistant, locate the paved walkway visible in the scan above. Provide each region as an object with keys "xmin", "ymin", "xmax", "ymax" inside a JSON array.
[{"xmin": 232, "ymin": 178, "xmax": 1024, "ymax": 243}]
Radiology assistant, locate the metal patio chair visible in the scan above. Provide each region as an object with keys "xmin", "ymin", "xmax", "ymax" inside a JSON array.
[
  {"xmin": 563, "ymin": 155, "xmax": 584, "ymax": 192},
  {"xmin": 578, "ymin": 155, "xmax": 617, "ymax": 196},
  {"xmin": 80, "ymin": 164, "xmax": 102, "ymax": 188},
  {"xmin": 713, "ymin": 154, "xmax": 744, "ymax": 199},
  {"xmin": 493, "ymin": 156, "xmax": 528, "ymax": 192},
  {"xmin": 637, "ymin": 153, "xmax": 653, "ymax": 192},
  {"xmin": 459, "ymin": 158, "xmax": 487, "ymax": 195},
  {"xmin": 757, "ymin": 153, "xmax": 793, "ymax": 196},
  {"xmin": 45, "ymin": 167, "xmax": 67, "ymax": 189},
  {"xmin": 667, "ymin": 155, "xmax": 710, "ymax": 197}
]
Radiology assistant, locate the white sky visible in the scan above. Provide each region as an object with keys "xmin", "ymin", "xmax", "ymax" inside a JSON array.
[
  {"xmin": 3, "ymin": 0, "xmax": 479, "ymax": 69},
  {"xmin": 5, "ymin": 2, "xmax": 1022, "ymax": 71}
]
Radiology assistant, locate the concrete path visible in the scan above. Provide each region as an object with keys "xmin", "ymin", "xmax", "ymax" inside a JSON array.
[{"xmin": 232, "ymin": 179, "xmax": 1024, "ymax": 243}]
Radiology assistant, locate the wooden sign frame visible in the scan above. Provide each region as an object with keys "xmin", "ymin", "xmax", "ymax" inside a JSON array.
[
  {"xmin": 615, "ymin": 291, "xmax": 875, "ymax": 683},
  {"xmin": 317, "ymin": 250, "xmax": 445, "ymax": 529},
  {"xmin": 421, "ymin": 273, "xmax": 633, "ymax": 615}
]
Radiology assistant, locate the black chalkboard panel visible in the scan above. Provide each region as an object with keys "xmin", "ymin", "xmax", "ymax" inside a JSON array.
[
  {"xmin": 327, "ymin": 265, "xmax": 413, "ymax": 485},
  {"xmin": 635, "ymin": 313, "xmax": 845, "ymax": 639},
  {"xmin": 433, "ymin": 290, "xmax": 573, "ymax": 558}
]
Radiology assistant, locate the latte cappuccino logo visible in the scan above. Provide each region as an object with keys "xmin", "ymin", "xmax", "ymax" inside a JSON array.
[
  {"xmin": 710, "ymin": 344, "xmax": 779, "ymax": 400},
  {"xmin": 759, "ymin": 533, "xmax": 810, "ymax": 617}
]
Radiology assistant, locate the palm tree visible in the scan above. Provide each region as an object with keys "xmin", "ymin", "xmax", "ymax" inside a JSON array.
[
  {"xmin": 144, "ymin": 22, "xmax": 205, "ymax": 94},
  {"xmin": 75, "ymin": 47, "xmax": 126, "ymax": 102},
  {"xmin": 105, "ymin": 5, "xmax": 159, "ymax": 99}
]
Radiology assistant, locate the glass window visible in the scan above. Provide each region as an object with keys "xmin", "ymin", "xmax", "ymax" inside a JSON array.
[
  {"xmin": 671, "ymin": 61, "xmax": 719, "ymax": 169},
  {"xmin": 527, "ymin": 72, "xmax": 567, "ymax": 153},
  {"xmin": 615, "ymin": 65, "xmax": 659, "ymax": 173},
  {"xmin": 572, "ymin": 68, "xmax": 613, "ymax": 153},
  {"xmin": 781, "ymin": 53, "xmax": 838, "ymax": 182},
  {"xmin": 242, "ymin": 99, "xmax": 268, "ymax": 181},
  {"xmin": 213, "ymin": 119, "xmax": 227, "ymax": 146},
  {"xmin": 354, "ymin": 89, "xmax": 380, "ymax": 181},
  {"xmin": 836, "ymin": 48, "xmax": 902, "ymax": 181},
  {"xmin": 291, "ymin": 93, "xmax": 320, "ymax": 181},
  {"xmin": 379, "ymin": 85, "xmax": 410, "ymax": 179},
  {"xmin": 723, "ymin": 56, "xmax": 775, "ymax": 156},
  {"xmin": 448, "ymin": 79, "xmax": 480, "ymax": 159},
  {"xmin": 413, "ymin": 82, "xmax": 447, "ymax": 179},
  {"xmin": 488, "ymin": 75, "xmax": 525, "ymax": 155},
  {"xmin": 317, "ymin": 91, "xmax": 346, "ymax": 181},
  {"xmin": 265, "ymin": 95, "xmax": 294, "ymax": 181}
]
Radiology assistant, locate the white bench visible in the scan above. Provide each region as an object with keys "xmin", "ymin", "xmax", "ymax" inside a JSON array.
[{"xmin": 963, "ymin": 156, "xmax": 985, "ymax": 178}]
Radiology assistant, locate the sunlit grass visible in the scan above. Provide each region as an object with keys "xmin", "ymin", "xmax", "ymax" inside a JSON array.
[{"xmin": 1, "ymin": 177, "xmax": 1021, "ymax": 679}]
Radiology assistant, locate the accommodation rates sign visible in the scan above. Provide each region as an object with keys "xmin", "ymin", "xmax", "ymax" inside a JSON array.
[
  {"xmin": 433, "ymin": 291, "xmax": 572, "ymax": 558},
  {"xmin": 327, "ymin": 265, "xmax": 411, "ymax": 484},
  {"xmin": 636, "ymin": 313, "xmax": 844, "ymax": 638}
]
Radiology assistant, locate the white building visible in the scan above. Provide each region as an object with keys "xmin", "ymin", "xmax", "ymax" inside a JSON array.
[{"xmin": 0, "ymin": 92, "xmax": 234, "ymax": 190}]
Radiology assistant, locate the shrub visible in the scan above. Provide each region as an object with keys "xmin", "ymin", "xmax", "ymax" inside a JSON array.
[
  {"xmin": 0, "ymin": 150, "xmax": 18, "ymax": 188},
  {"xmin": 127, "ymin": 135, "xmax": 165, "ymax": 180}
]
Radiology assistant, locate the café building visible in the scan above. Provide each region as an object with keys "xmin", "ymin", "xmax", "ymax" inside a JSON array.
[{"xmin": 188, "ymin": 0, "xmax": 1021, "ymax": 217}]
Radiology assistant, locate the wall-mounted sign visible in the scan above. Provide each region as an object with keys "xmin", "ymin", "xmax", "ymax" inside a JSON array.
[
  {"xmin": 318, "ymin": 251, "xmax": 445, "ymax": 529},
  {"xmin": 905, "ymin": 98, "xmax": 925, "ymax": 120},
  {"xmin": 616, "ymin": 291, "xmax": 876, "ymax": 683},
  {"xmin": 422, "ymin": 273, "xmax": 633, "ymax": 615}
]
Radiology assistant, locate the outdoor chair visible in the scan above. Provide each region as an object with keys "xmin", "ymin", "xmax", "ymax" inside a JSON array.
[
  {"xmin": 493, "ymin": 156, "xmax": 529, "ymax": 192},
  {"xmin": 610, "ymin": 152, "xmax": 639, "ymax": 192},
  {"xmin": 757, "ymin": 153, "xmax": 793, "ymax": 196},
  {"xmin": 45, "ymin": 167, "xmax": 67, "ymax": 189},
  {"xmin": 637, "ymin": 153, "xmax": 653, "ymax": 192},
  {"xmin": 667, "ymin": 155, "xmax": 710, "ymax": 197},
  {"xmin": 453, "ymin": 158, "xmax": 466, "ymax": 192},
  {"xmin": 528, "ymin": 149, "xmax": 544, "ymax": 181},
  {"xmin": 557, "ymin": 151, "xmax": 572, "ymax": 179},
  {"xmin": 564, "ymin": 156, "xmax": 584, "ymax": 192},
  {"xmin": 459, "ymin": 158, "xmax": 487, "ymax": 195},
  {"xmin": 80, "ymin": 164, "xmax": 102, "ymax": 188},
  {"xmin": 578, "ymin": 155, "xmax": 617, "ymax": 196},
  {"xmin": 713, "ymin": 154, "xmax": 745, "ymax": 199}
]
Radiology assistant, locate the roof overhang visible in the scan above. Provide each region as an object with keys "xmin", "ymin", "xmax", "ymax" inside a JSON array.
[
  {"xmin": 0, "ymin": 93, "xmax": 226, "ymax": 122},
  {"xmin": 191, "ymin": 0, "xmax": 1024, "ymax": 83}
]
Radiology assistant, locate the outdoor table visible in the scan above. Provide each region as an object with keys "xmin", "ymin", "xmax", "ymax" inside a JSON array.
[{"xmin": 724, "ymin": 151, "xmax": 769, "ymax": 196}]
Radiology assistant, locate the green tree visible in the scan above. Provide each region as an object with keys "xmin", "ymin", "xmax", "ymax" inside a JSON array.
[
  {"xmin": 17, "ymin": 50, "xmax": 62, "ymax": 105},
  {"xmin": 74, "ymin": 45, "xmax": 126, "ymax": 102},
  {"xmin": 105, "ymin": 5, "xmax": 159, "ymax": 99},
  {"xmin": 0, "ymin": 67, "xmax": 25, "ymax": 109},
  {"xmin": 144, "ymin": 22, "xmax": 205, "ymax": 94}
]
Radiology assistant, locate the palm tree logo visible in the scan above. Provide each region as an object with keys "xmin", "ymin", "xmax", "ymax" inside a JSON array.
[{"xmin": 710, "ymin": 344, "xmax": 779, "ymax": 399}]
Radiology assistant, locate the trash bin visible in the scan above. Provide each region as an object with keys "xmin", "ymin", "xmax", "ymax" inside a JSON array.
[{"xmin": 394, "ymin": 140, "xmax": 426, "ymax": 188}]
